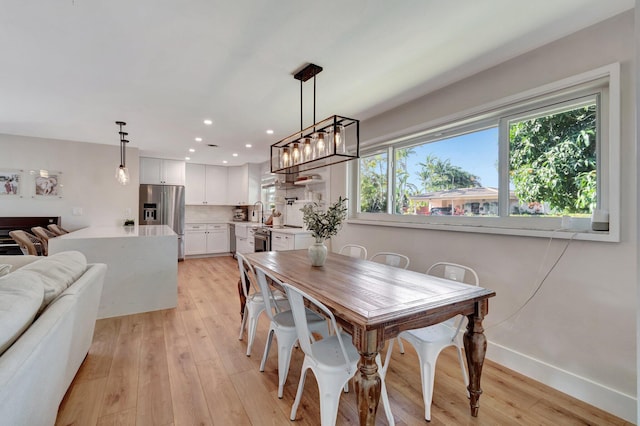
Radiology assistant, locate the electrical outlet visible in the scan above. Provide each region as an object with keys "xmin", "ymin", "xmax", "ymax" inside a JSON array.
[{"xmin": 72, "ymin": 207, "xmax": 83, "ymax": 216}]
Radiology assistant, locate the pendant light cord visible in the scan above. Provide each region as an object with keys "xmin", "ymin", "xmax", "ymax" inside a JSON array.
[{"xmin": 117, "ymin": 121, "xmax": 127, "ymax": 167}]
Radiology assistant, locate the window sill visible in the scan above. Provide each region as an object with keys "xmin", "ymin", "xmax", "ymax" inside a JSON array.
[{"xmin": 347, "ymin": 218, "xmax": 618, "ymax": 242}]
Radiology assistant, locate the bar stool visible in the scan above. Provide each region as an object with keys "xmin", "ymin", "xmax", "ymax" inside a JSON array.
[{"xmin": 9, "ymin": 230, "xmax": 44, "ymax": 256}]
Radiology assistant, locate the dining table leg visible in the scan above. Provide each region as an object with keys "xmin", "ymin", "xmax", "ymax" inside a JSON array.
[
  {"xmin": 463, "ymin": 299, "xmax": 489, "ymax": 417},
  {"xmin": 354, "ymin": 329, "xmax": 383, "ymax": 426}
]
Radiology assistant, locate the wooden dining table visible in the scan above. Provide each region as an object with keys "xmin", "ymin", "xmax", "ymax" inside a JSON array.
[{"xmin": 245, "ymin": 250, "xmax": 496, "ymax": 425}]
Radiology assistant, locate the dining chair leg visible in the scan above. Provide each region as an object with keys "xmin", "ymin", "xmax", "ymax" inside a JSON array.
[
  {"xmin": 397, "ymin": 336, "xmax": 405, "ymax": 354},
  {"xmin": 276, "ymin": 333, "xmax": 298, "ymax": 398},
  {"xmin": 259, "ymin": 328, "xmax": 275, "ymax": 372},
  {"xmin": 455, "ymin": 345, "xmax": 470, "ymax": 398},
  {"xmin": 238, "ymin": 309, "xmax": 247, "ymax": 341},
  {"xmin": 377, "ymin": 353, "xmax": 395, "ymax": 425},
  {"xmin": 246, "ymin": 313, "xmax": 260, "ymax": 356},
  {"xmin": 290, "ymin": 365, "xmax": 310, "ymax": 421},
  {"xmin": 316, "ymin": 374, "xmax": 348, "ymax": 426}
]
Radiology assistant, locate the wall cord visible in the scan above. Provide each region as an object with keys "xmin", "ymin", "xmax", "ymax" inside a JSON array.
[{"xmin": 487, "ymin": 230, "xmax": 577, "ymax": 330}]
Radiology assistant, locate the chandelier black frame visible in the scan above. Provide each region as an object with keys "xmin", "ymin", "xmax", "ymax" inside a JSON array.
[{"xmin": 270, "ymin": 63, "xmax": 360, "ymax": 174}]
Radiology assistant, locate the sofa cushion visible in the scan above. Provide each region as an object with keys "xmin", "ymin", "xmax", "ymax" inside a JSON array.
[
  {"xmin": 0, "ymin": 255, "xmax": 40, "ymax": 271},
  {"xmin": 0, "ymin": 264, "xmax": 11, "ymax": 277},
  {"xmin": 12, "ymin": 251, "xmax": 88, "ymax": 310},
  {"xmin": 0, "ymin": 274, "xmax": 44, "ymax": 354}
]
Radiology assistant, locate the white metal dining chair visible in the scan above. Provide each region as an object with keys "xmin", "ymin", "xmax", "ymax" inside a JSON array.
[
  {"xmin": 396, "ymin": 262, "xmax": 479, "ymax": 422},
  {"xmin": 369, "ymin": 251, "xmax": 410, "ymax": 352},
  {"xmin": 281, "ymin": 282, "xmax": 395, "ymax": 426},
  {"xmin": 338, "ymin": 244, "xmax": 368, "ymax": 260},
  {"xmin": 255, "ymin": 266, "xmax": 330, "ymax": 399},
  {"xmin": 237, "ymin": 252, "xmax": 288, "ymax": 357},
  {"xmin": 369, "ymin": 251, "xmax": 410, "ymax": 269}
]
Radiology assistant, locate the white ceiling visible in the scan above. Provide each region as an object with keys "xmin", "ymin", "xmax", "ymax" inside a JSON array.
[{"xmin": 0, "ymin": 0, "xmax": 633, "ymax": 166}]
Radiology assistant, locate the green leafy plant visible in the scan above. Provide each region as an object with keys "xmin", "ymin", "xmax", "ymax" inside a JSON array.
[{"xmin": 300, "ymin": 196, "xmax": 348, "ymax": 242}]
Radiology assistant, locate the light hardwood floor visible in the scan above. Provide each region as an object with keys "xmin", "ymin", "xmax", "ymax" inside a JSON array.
[{"xmin": 56, "ymin": 257, "xmax": 630, "ymax": 425}]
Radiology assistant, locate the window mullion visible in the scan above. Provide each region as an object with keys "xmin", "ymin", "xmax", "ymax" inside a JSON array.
[
  {"xmin": 387, "ymin": 146, "xmax": 394, "ymax": 214},
  {"xmin": 498, "ymin": 118, "xmax": 510, "ymax": 217}
]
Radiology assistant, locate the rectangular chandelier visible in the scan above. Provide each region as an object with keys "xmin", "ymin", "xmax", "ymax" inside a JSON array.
[
  {"xmin": 270, "ymin": 63, "xmax": 360, "ymax": 174},
  {"xmin": 270, "ymin": 114, "xmax": 359, "ymax": 174}
]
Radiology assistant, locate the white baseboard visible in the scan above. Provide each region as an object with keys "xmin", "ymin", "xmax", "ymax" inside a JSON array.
[{"xmin": 487, "ymin": 342, "xmax": 637, "ymax": 423}]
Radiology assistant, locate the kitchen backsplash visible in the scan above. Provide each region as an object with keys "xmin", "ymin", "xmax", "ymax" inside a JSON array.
[
  {"xmin": 285, "ymin": 202, "xmax": 305, "ymax": 227},
  {"xmin": 185, "ymin": 205, "xmax": 233, "ymax": 223}
]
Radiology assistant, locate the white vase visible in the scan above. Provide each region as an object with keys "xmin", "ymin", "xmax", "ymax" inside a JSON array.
[{"xmin": 308, "ymin": 240, "xmax": 328, "ymax": 267}]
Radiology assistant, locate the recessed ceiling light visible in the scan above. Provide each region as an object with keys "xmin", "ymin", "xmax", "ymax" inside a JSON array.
[
  {"xmin": 222, "ymin": 160, "xmax": 228, "ymax": 164},
  {"xmin": 185, "ymin": 157, "xmax": 191, "ymax": 161},
  {"xmin": 204, "ymin": 119, "xmax": 213, "ymax": 125},
  {"xmin": 266, "ymin": 129, "xmax": 274, "ymax": 135},
  {"xmin": 189, "ymin": 148, "xmax": 195, "ymax": 153},
  {"xmin": 232, "ymin": 153, "xmax": 238, "ymax": 157},
  {"xmin": 195, "ymin": 137, "xmax": 202, "ymax": 142},
  {"xmin": 245, "ymin": 144, "xmax": 252, "ymax": 148}
]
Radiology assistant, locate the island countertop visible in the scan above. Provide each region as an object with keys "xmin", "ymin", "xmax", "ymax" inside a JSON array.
[{"xmin": 56, "ymin": 224, "xmax": 176, "ymax": 239}]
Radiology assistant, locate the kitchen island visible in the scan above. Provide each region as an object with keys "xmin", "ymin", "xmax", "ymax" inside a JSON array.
[{"xmin": 49, "ymin": 225, "xmax": 178, "ymax": 319}]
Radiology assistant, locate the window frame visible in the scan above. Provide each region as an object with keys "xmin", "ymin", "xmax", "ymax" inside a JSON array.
[{"xmin": 350, "ymin": 63, "xmax": 620, "ymax": 242}]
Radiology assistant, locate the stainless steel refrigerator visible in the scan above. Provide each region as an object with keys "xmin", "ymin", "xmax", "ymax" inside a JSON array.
[{"xmin": 139, "ymin": 184, "xmax": 185, "ymax": 260}]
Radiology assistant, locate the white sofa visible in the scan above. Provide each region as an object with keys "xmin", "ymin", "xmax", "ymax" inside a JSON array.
[{"xmin": 0, "ymin": 252, "xmax": 106, "ymax": 426}]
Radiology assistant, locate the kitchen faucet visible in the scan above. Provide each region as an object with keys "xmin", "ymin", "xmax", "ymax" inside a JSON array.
[{"xmin": 253, "ymin": 201, "xmax": 264, "ymax": 224}]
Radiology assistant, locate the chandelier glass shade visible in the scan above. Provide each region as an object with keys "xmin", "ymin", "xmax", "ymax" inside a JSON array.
[{"xmin": 271, "ymin": 63, "xmax": 359, "ymax": 174}]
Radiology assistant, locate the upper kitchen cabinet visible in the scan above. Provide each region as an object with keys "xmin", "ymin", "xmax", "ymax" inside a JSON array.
[
  {"xmin": 140, "ymin": 157, "xmax": 185, "ymax": 185},
  {"xmin": 227, "ymin": 163, "xmax": 261, "ymax": 205},
  {"xmin": 185, "ymin": 163, "xmax": 228, "ymax": 205}
]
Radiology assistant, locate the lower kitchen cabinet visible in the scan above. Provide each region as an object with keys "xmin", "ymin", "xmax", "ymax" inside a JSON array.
[
  {"xmin": 271, "ymin": 231, "xmax": 314, "ymax": 251},
  {"xmin": 185, "ymin": 224, "xmax": 229, "ymax": 255}
]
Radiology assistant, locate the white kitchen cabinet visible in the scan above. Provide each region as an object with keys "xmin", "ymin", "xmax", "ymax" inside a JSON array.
[
  {"xmin": 185, "ymin": 224, "xmax": 229, "ymax": 255},
  {"xmin": 226, "ymin": 163, "xmax": 261, "ymax": 205},
  {"xmin": 185, "ymin": 224, "xmax": 208, "ymax": 255},
  {"xmin": 185, "ymin": 163, "xmax": 228, "ymax": 205},
  {"xmin": 271, "ymin": 231, "xmax": 293, "ymax": 251},
  {"xmin": 272, "ymin": 231, "xmax": 315, "ymax": 251},
  {"xmin": 206, "ymin": 224, "xmax": 229, "ymax": 253},
  {"xmin": 205, "ymin": 166, "xmax": 228, "ymax": 205},
  {"xmin": 140, "ymin": 157, "xmax": 185, "ymax": 185},
  {"xmin": 185, "ymin": 163, "xmax": 206, "ymax": 204}
]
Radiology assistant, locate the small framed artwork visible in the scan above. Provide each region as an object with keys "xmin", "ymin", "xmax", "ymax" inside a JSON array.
[
  {"xmin": 0, "ymin": 169, "xmax": 22, "ymax": 197},
  {"xmin": 30, "ymin": 169, "xmax": 63, "ymax": 198}
]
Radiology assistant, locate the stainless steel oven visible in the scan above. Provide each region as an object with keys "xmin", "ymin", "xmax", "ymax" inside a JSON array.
[{"xmin": 254, "ymin": 227, "xmax": 271, "ymax": 252}]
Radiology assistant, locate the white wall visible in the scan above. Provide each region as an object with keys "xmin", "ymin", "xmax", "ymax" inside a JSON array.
[
  {"xmin": 332, "ymin": 11, "xmax": 637, "ymax": 422},
  {"xmin": 0, "ymin": 134, "xmax": 139, "ymax": 229}
]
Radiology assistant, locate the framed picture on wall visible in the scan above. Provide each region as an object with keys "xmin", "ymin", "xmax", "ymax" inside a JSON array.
[
  {"xmin": 0, "ymin": 169, "xmax": 22, "ymax": 197},
  {"xmin": 30, "ymin": 169, "xmax": 63, "ymax": 198}
]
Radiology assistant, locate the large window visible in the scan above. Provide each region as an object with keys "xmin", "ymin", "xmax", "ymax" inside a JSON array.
[{"xmin": 354, "ymin": 64, "xmax": 619, "ymax": 241}]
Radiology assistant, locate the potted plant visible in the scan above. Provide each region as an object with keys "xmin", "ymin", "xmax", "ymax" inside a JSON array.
[{"xmin": 300, "ymin": 196, "xmax": 348, "ymax": 266}]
